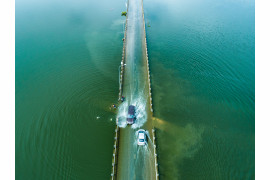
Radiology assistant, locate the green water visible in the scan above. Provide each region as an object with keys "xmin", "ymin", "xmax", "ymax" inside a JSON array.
[
  {"xmin": 16, "ymin": 0, "xmax": 126, "ymax": 179},
  {"xmin": 16, "ymin": 0, "xmax": 255, "ymax": 179},
  {"xmin": 144, "ymin": 0, "xmax": 255, "ymax": 179}
]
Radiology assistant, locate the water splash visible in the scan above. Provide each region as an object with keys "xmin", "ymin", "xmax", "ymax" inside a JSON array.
[
  {"xmin": 132, "ymin": 136, "xmax": 155, "ymax": 180},
  {"xmin": 116, "ymin": 101, "xmax": 128, "ymax": 128},
  {"xmin": 131, "ymin": 95, "xmax": 147, "ymax": 129},
  {"xmin": 116, "ymin": 94, "xmax": 147, "ymax": 129}
]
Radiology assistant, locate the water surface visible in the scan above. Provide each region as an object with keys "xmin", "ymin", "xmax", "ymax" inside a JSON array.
[
  {"xmin": 16, "ymin": 0, "xmax": 255, "ymax": 179},
  {"xmin": 16, "ymin": 0, "xmax": 126, "ymax": 179},
  {"xmin": 143, "ymin": 0, "xmax": 255, "ymax": 179}
]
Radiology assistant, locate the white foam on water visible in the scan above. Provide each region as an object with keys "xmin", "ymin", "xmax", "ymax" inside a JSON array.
[
  {"xmin": 116, "ymin": 101, "xmax": 129, "ymax": 128},
  {"xmin": 134, "ymin": 130, "xmax": 154, "ymax": 159},
  {"xmin": 125, "ymin": 129, "xmax": 155, "ymax": 180},
  {"xmin": 134, "ymin": 141, "xmax": 154, "ymax": 180},
  {"xmin": 131, "ymin": 95, "xmax": 147, "ymax": 129},
  {"xmin": 116, "ymin": 93, "xmax": 147, "ymax": 129}
]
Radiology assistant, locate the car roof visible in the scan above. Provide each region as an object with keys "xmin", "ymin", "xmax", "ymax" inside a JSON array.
[
  {"xmin": 139, "ymin": 132, "xmax": 145, "ymax": 139},
  {"xmin": 128, "ymin": 105, "xmax": 135, "ymax": 114}
]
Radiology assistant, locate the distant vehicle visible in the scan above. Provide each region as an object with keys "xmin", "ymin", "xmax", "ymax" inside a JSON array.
[
  {"xmin": 127, "ymin": 105, "xmax": 136, "ymax": 124},
  {"xmin": 137, "ymin": 129, "xmax": 146, "ymax": 146}
]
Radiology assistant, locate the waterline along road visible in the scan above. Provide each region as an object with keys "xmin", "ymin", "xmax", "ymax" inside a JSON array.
[
  {"xmin": 16, "ymin": 0, "xmax": 255, "ymax": 178},
  {"xmin": 114, "ymin": 0, "xmax": 157, "ymax": 179}
]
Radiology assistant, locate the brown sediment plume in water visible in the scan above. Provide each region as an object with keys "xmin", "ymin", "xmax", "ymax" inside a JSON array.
[{"xmin": 152, "ymin": 116, "xmax": 205, "ymax": 180}]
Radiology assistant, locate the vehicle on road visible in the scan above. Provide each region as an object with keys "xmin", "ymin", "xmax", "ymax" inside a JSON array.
[
  {"xmin": 137, "ymin": 129, "xmax": 147, "ymax": 146},
  {"xmin": 127, "ymin": 105, "xmax": 136, "ymax": 124}
]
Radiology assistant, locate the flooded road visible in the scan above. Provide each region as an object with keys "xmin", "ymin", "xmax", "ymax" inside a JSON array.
[{"xmin": 116, "ymin": 0, "xmax": 156, "ymax": 179}]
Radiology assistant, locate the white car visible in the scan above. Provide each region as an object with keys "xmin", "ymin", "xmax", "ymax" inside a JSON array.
[{"xmin": 137, "ymin": 129, "xmax": 146, "ymax": 146}]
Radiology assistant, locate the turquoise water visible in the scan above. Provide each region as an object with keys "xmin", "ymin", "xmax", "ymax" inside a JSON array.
[
  {"xmin": 16, "ymin": 0, "xmax": 255, "ymax": 179},
  {"xmin": 16, "ymin": 0, "xmax": 126, "ymax": 179},
  {"xmin": 144, "ymin": 0, "xmax": 255, "ymax": 179}
]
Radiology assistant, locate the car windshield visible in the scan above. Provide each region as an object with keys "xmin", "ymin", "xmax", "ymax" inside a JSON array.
[{"xmin": 139, "ymin": 139, "xmax": 144, "ymax": 142}]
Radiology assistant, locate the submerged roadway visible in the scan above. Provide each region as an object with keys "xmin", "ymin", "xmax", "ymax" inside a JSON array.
[{"xmin": 116, "ymin": 0, "xmax": 156, "ymax": 179}]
